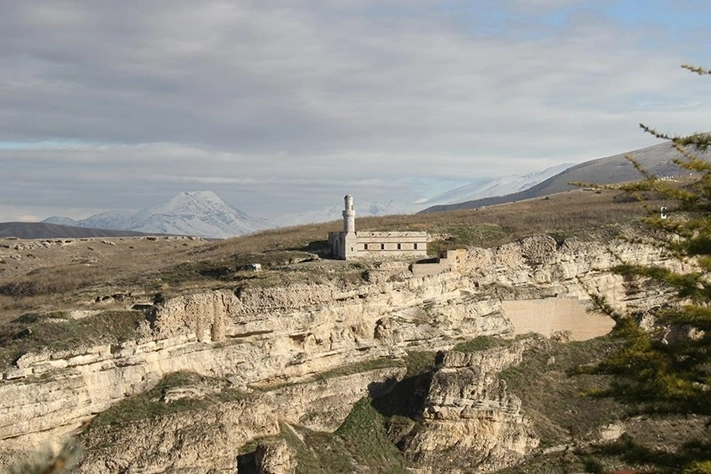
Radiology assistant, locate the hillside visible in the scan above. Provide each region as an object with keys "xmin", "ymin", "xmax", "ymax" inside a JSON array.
[
  {"xmin": 417, "ymin": 162, "xmax": 574, "ymax": 208},
  {"xmin": 21, "ymin": 144, "xmax": 685, "ymax": 239},
  {"xmin": 421, "ymin": 141, "xmax": 696, "ymax": 213},
  {"xmin": 0, "ymin": 188, "xmax": 661, "ymax": 326},
  {"xmin": 0, "ymin": 222, "xmax": 154, "ymax": 239},
  {"xmin": 0, "ymin": 188, "xmax": 700, "ymax": 474}
]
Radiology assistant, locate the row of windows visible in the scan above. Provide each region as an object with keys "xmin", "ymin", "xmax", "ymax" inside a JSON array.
[{"xmin": 363, "ymin": 243, "xmax": 420, "ymax": 250}]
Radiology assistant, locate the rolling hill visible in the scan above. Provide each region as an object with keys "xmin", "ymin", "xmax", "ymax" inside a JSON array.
[
  {"xmin": 420, "ymin": 141, "xmax": 699, "ymax": 213},
  {"xmin": 0, "ymin": 222, "xmax": 153, "ymax": 239}
]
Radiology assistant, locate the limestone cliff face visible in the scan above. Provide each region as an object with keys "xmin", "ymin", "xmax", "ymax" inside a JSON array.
[
  {"xmin": 253, "ymin": 439, "xmax": 296, "ymax": 474},
  {"xmin": 0, "ymin": 270, "xmax": 511, "ymax": 451},
  {"xmin": 154, "ymin": 290, "xmax": 235, "ymax": 342},
  {"xmin": 75, "ymin": 367, "xmax": 404, "ymax": 473},
  {"xmin": 399, "ymin": 343, "xmax": 539, "ymax": 474},
  {"xmin": 460, "ymin": 235, "xmax": 687, "ymax": 310},
  {"xmin": 0, "ymin": 234, "xmax": 686, "ymax": 471}
]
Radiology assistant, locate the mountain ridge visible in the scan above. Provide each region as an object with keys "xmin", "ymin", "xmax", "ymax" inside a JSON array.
[
  {"xmin": 420, "ymin": 141, "xmax": 698, "ymax": 213},
  {"xmin": 44, "ymin": 191, "xmax": 271, "ymax": 239},
  {"xmin": 0, "ymin": 222, "xmax": 154, "ymax": 239},
  {"xmin": 21, "ymin": 142, "xmax": 699, "ymax": 237},
  {"xmin": 416, "ymin": 162, "xmax": 574, "ymax": 208},
  {"xmin": 271, "ymin": 165, "xmax": 575, "ymax": 227}
]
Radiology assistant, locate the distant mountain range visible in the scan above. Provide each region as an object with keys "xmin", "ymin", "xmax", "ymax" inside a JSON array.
[
  {"xmin": 36, "ymin": 167, "xmax": 571, "ymax": 238},
  {"xmin": 5, "ymin": 141, "xmax": 702, "ymax": 240},
  {"xmin": 273, "ymin": 164, "xmax": 575, "ymax": 227},
  {"xmin": 420, "ymin": 141, "xmax": 701, "ymax": 213},
  {"xmin": 0, "ymin": 222, "xmax": 151, "ymax": 240},
  {"xmin": 44, "ymin": 191, "xmax": 271, "ymax": 239},
  {"xmin": 273, "ymin": 199, "xmax": 409, "ymax": 228},
  {"xmin": 415, "ymin": 163, "xmax": 574, "ymax": 208}
]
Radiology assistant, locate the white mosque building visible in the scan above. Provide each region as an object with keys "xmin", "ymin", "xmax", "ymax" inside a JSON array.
[{"xmin": 328, "ymin": 194, "xmax": 429, "ymax": 260}]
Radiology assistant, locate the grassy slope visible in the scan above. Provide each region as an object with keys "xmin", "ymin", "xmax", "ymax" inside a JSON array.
[
  {"xmin": 493, "ymin": 334, "xmax": 711, "ymax": 474},
  {"xmin": 0, "ymin": 188, "xmax": 656, "ymax": 362},
  {"xmin": 0, "ymin": 188, "xmax": 657, "ymax": 319},
  {"xmin": 1, "ymin": 188, "xmax": 683, "ymax": 472}
]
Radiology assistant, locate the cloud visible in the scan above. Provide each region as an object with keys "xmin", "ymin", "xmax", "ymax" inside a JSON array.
[{"xmin": 0, "ymin": 1, "xmax": 710, "ymax": 221}]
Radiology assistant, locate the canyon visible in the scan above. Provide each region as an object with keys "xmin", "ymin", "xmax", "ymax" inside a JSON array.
[{"xmin": 0, "ymin": 232, "xmax": 689, "ymax": 473}]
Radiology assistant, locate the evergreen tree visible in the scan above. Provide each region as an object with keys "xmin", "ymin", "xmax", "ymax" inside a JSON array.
[{"xmin": 587, "ymin": 65, "xmax": 711, "ymax": 473}]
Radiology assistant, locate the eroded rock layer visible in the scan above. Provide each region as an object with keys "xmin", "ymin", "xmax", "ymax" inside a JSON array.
[
  {"xmin": 401, "ymin": 343, "xmax": 539, "ymax": 473},
  {"xmin": 0, "ymin": 235, "xmax": 687, "ymax": 472}
]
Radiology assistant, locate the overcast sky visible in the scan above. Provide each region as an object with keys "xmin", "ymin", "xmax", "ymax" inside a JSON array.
[{"xmin": 1, "ymin": 0, "xmax": 710, "ymax": 221}]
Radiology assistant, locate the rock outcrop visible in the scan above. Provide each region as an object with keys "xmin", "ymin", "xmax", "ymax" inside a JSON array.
[
  {"xmin": 74, "ymin": 367, "xmax": 405, "ymax": 473},
  {"xmin": 0, "ymin": 234, "xmax": 689, "ymax": 472},
  {"xmin": 395, "ymin": 342, "xmax": 539, "ymax": 473},
  {"xmin": 0, "ymin": 271, "xmax": 511, "ymax": 453},
  {"xmin": 253, "ymin": 439, "xmax": 296, "ymax": 474}
]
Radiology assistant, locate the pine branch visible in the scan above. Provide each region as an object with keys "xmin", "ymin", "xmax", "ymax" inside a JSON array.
[
  {"xmin": 639, "ymin": 123, "xmax": 673, "ymax": 140},
  {"xmin": 625, "ymin": 155, "xmax": 657, "ymax": 180},
  {"xmin": 579, "ymin": 64, "xmax": 711, "ymax": 472},
  {"xmin": 674, "ymin": 133, "xmax": 711, "ymax": 152},
  {"xmin": 682, "ymin": 64, "xmax": 711, "ymax": 75},
  {"xmin": 639, "ymin": 123, "xmax": 711, "ymax": 152}
]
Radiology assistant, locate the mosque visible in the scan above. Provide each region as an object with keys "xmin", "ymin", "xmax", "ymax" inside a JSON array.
[{"xmin": 328, "ymin": 194, "xmax": 429, "ymax": 260}]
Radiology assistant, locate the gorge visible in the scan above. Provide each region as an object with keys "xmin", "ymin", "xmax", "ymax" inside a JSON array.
[{"xmin": 0, "ymin": 230, "xmax": 690, "ymax": 473}]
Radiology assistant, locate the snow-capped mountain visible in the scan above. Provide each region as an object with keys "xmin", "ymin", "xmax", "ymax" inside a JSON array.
[
  {"xmin": 44, "ymin": 191, "xmax": 271, "ymax": 239},
  {"xmin": 42, "ymin": 165, "xmax": 576, "ymax": 234},
  {"xmin": 271, "ymin": 164, "xmax": 575, "ymax": 227},
  {"xmin": 273, "ymin": 199, "xmax": 414, "ymax": 227},
  {"xmin": 77, "ymin": 209, "xmax": 137, "ymax": 231},
  {"xmin": 418, "ymin": 163, "xmax": 574, "ymax": 207},
  {"xmin": 41, "ymin": 216, "xmax": 81, "ymax": 227}
]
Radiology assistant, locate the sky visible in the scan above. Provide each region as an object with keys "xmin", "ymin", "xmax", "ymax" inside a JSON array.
[{"xmin": 1, "ymin": 0, "xmax": 711, "ymax": 222}]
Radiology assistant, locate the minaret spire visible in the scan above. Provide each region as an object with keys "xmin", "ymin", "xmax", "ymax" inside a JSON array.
[{"xmin": 343, "ymin": 194, "xmax": 355, "ymax": 233}]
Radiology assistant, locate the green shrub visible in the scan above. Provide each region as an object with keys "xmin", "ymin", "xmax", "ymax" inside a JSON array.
[
  {"xmin": 452, "ymin": 335, "xmax": 511, "ymax": 352},
  {"xmin": 0, "ymin": 311, "xmax": 146, "ymax": 369}
]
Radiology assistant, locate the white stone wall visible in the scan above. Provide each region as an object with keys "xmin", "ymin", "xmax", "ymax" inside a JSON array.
[{"xmin": 329, "ymin": 230, "xmax": 428, "ymax": 259}]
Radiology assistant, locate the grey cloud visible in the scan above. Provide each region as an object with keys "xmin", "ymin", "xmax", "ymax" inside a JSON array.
[
  {"xmin": 0, "ymin": 1, "xmax": 709, "ymax": 221},
  {"xmin": 0, "ymin": 2, "xmax": 667, "ymax": 148}
]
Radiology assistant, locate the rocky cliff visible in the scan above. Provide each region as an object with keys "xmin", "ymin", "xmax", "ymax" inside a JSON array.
[
  {"xmin": 0, "ymin": 234, "xmax": 688, "ymax": 472},
  {"xmin": 398, "ymin": 342, "xmax": 539, "ymax": 474},
  {"xmin": 75, "ymin": 367, "xmax": 406, "ymax": 473}
]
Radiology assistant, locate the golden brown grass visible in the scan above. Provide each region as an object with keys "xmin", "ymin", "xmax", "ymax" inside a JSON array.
[
  {"xmin": 0, "ymin": 188, "xmax": 660, "ymax": 325},
  {"xmin": 205, "ymin": 188, "xmax": 661, "ymax": 257}
]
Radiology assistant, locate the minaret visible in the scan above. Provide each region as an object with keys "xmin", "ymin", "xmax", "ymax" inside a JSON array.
[
  {"xmin": 343, "ymin": 194, "xmax": 355, "ymax": 233},
  {"xmin": 342, "ymin": 194, "xmax": 357, "ymax": 259}
]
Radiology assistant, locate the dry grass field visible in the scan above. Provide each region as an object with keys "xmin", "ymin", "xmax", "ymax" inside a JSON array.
[
  {"xmin": 0, "ymin": 188, "xmax": 662, "ymax": 326},
  {"xmin": 0, "ymin": 187, "xmax": 689, "ymax": 473}
]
